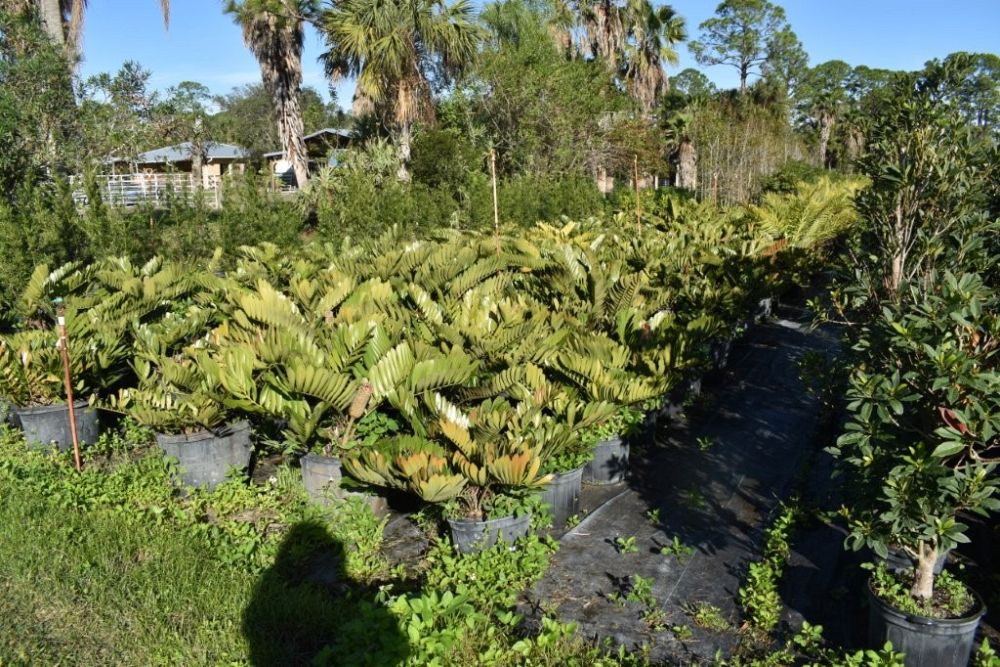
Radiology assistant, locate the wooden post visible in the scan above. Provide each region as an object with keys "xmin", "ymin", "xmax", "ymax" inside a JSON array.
[
  {"xmin": 54, "ymin": 299, "xmax": 82, "ymax": 472},
  {"xmin": 633, "ymin": 155, "xmax": 641, "ymax": 233},
  {"xmin": 491, "ymin": 148, "xmax": 500, "ymax": 257}
]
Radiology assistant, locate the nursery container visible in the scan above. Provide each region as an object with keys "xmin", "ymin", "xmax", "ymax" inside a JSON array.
[
  {"xmin": 584, "ymin": 436, "xmax": 629, "ymax": 485},
  {"xmin": 300, "ymin": 453, "xmax": 389, "ymax": 517},
  {"xmin": 881, "ymin": 546, "xmax": 948, "ymax": 576},
  {"xmin": 710, "ymin": 338, "xmax": 733, "ymax": 371},
  {"xmin": 867, "ymin": 580, "xmax": 985, "ymax": 667},
  {"xmin": 0, "ymin": 399, "xmax": 14, "ymax": 426},
  {"xmin": 448, "ymin": 513, "xmax": 531, "ymax": 554},
  {"xmin": 541, "ymin": 465, "xmax": 585, "ymax": 528},
  {"xmin": 156, "ymin": 420, "xmax": 253, "ymax": 491},
  {"xmin": 756, "ymin": 296, "xmax": 775, "ymax": 320},
  {"xmin": 301, "ymin": 453, "xmax": 344, "ymax": 503},
  {"xmin": 16, "ymin": 400, "xmax": 99, "ymax": 451}
]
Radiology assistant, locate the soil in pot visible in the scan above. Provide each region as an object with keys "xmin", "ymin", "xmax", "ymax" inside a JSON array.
[
  {"xmin": 867, "ymin": 576, "xmax": 986, "ymax": 667},
  {"xmin": 156, "ymin": 420, "xmax": 253, "ymax": 491},
  {"xmin": 447, "ymin": 514, "xmax": 531, "ymax": 554},
  {"xmin": 16, "ymin": 400, "xmax": 99, "ymax": 451},
  {"xmin": 584, "ymin": 437, "xmax": 629, "ymax": 485},
  {"xmin": 540, "ymin": 465, "xmax": 584, "ymax": 528}
]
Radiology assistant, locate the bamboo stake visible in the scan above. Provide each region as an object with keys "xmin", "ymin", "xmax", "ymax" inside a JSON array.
[
  {"xmin": 490, "ymin": 148, "xmax": 500, "ymax": 257},
  {"xmin": 633, "ymin": 155, "xmax": 641, "ymax": 233},
  {"xmin": 54, "ymin": 299, "xmax": 82, "ymax": 472}
]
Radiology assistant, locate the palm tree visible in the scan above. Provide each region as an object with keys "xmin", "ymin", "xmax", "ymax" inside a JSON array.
[
  {"xmin": 620, "ymin": 0, "xmax": 685, "ymax": 112},
  {"xmin": 577, "ymin": 0, "xmax": 624, "ymax": 68},
  {"xmin": 319, "ymin": 0, "xmax": 482, "ymax": 180},
  {"xmin": 31, "ymin": 0, "xmax": 169, "ymax": 59},
  {"xmin": 226, "ymin": 0, "xmax": 312, "ymax": 188}
]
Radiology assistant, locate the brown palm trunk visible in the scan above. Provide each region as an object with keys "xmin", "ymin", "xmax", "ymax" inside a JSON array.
[
  {"xmin": 818, "ymin": 112, "xmax": 834, "ymax": 168},
  {"xmin": 38, "ymin": 0, "xmax": 65, "ymax": 46},
  {"xmin": 277, "ymin": 86, "xmax": 309, "ymax": 188},
  {"xmin": 677, "ymin": 140, "xmax": 697, "ymax": 191}
]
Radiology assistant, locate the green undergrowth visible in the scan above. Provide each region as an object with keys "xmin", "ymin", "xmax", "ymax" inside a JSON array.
[{"xmin": 0, "ymin": 424, "xmax": 650, "ymax": 666}]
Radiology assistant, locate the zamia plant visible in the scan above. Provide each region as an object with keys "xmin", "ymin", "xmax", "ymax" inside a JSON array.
[
  {"xmin": 0, "ymin": 302, "xmax": 128, "ymax": 407},
  {"xmin": 750, "ymin": 176, "xmax": 864, "ymax": 250},
  {"xmin": 344, "ymin": 394, "xmax": 556, "ymax": 518}
]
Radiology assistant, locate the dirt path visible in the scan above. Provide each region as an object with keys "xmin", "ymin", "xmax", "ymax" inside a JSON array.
[{"xmin": 522, "ymin": 306, "xmax": 840, "ymax": 664}]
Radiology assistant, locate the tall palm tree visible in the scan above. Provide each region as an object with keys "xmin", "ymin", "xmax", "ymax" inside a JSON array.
[
  {"xmin": 226, "ymin": 0, "xmax": 312, "ymax": 188},
  {"xmin": 577, "ymin": 0, "xmax": 624, "ymax": 68},
  {"xmin": 620, "ymin": 0, "xmax": 685, "ymax": 112},
  {"xmin": 319, "ymin": 0, "xmax": 482, "ymax": 180},
  {"xmin": 31, "ymin": 0, "xmax": 169, "ymax": 59}
]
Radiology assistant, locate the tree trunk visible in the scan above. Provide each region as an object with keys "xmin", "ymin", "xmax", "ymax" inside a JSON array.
[
  {"xmin": 910, "ymin": 541, "xmax": 937, "ymax": 602},
  {"xmin": 846, "ymin": 128, "xmax": 865, "ymax": 163},
  {"xmin": 191, "ymin": 147, "xmax": 204, "ymax": 189},
  {"xmin": 818, "ymin": 112, "xmax": 834, "ymax": 168},
  {"xmin": 677, "ymin": 140, "xmax": 697, "ymax": 191},
  {"xmin": 739, "ymin": 61, "xmax": 749, "ymax": 93},
  {"xmin": 277, "ymin": 86, "xmax": 309, "ymax": 188},
  {"xmin": 37, "ymin": 0, "xmax": 65, "ymax": 46},
  {"xmin": 397, "ymin": 122, "xmax": 412, "ymax": 182},
  {"xmin": 248, "ymin": 8, "xmax": 309, "ymax": 189}
]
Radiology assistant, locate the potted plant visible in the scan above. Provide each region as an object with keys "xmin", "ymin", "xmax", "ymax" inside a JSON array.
[
  {"xmin": 537, "ymin": 400, "xmax": 617, "ymax": 528},
  {"xmin": 580, "ymin": 405, "xmax": 645, "ymax": 485},
  {"xmin": 0, "ymin": 325, "xmax": 120, "ymax": 451},
  {"xmin": 110, "ymin": 351, "xmax": 252, "ymax": 491},
  {"xmin": 832, "ymin": 274, "xmax": 1000, "ymax": 667},
  {"xmin": 344, "ymin": 397, "xmax": 551, "ymax": 553},
  {"xmin": 299, "ymin": 385, "xmax": 398, "ymax": 517}
]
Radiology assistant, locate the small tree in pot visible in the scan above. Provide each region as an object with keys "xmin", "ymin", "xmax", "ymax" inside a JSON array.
[{"xmin": 832, "ymin": 273, "xmax": 1000, "ymax": 664}]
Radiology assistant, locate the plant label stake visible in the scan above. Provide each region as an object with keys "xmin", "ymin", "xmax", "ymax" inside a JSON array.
[
  {"xmin": 491, "ymin": 148, "xmax": 500, "ymax": 257},
  {"xmin": 633, "ymin": 155, "xmax": 641, "ymax": 233},
  {"xmin": 54, "ymin": 299, "xmax": 82, "ymax": 471}
]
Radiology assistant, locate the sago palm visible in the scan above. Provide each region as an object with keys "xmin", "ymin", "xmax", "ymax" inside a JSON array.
[{"xmin": 318, "ymin": 0, "xmax": 482, "ymax": 179}]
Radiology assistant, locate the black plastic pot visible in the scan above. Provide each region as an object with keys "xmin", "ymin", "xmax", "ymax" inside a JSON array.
[
  {"xmin": 301, "ymin": 453, "xmax": 344, "ymax": 504},
  {"xmin": 686, "ymin": 374, "xmax": 703, "ymax": 399},
  {"xmin": 541, "ymin": 465, "xmax": 584, "ymax": 528},
  {"xmin": 447, "ymin": 513, "xmax": 531, "ymax": 554},
  {"xmin": 155, "ymin": 420, "xmax": 252, "ymax": 491},
  {"xmin": 0, "ymin": 399, "xmax": 15, "ymax": 426},
  {"xmin": 881, "ymin": 547, "xmax": 948, "ymax": 576},
  {"xmin": 584, "ymin": 436, "xmax": 629, "ymax": 485},
  {"xmin": 16, "ymin": 400, "xmax": 99, "ymax": 451},
  {"xmin": 867, "ymin": 579, "xmax": 986, "ymax": 667},
  {"xmin": 710, "ymin": 338, "xmax": 733, "ymax": 371},
  {"xmin": 300, "ymin": 453, "xmax": 389, "ymax": 517}
]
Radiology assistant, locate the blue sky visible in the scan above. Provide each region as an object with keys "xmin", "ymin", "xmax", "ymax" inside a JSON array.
[{"xmin": 78, "ymin": 0, "xmax": 1000, "ymax": 107}]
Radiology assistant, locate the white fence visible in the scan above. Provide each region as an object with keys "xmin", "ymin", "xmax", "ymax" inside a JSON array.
[{"xmin": 69, "ymin": 173, "xmax": 240, "ymax": 209}]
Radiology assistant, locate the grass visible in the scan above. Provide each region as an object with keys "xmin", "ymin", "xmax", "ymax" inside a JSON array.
[
  {"xmin": 0, "ymin": 480, "xmax": 255, "ymax": 663},
  {"xmin": 0, "ymin": 426, "xmax": 645, "ymax": 667},
  {"xmin": 0, "ymin": 426, "xmax": 402, "ymax": 666}
]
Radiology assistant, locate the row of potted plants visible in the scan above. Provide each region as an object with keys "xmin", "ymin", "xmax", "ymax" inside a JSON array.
[{"xmin": 0, "ymin": 208, "xmax": 792, "ymax": 553}]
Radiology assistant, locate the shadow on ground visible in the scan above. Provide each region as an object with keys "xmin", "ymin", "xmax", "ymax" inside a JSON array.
[{"xmin": 242, "ymin": 520, "xmax": 408, "ymax": 667}]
